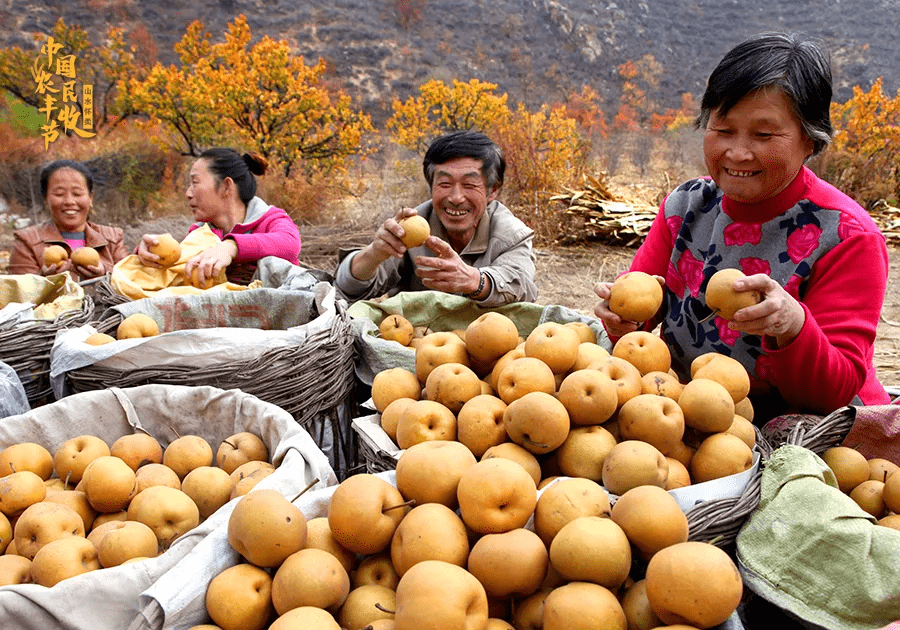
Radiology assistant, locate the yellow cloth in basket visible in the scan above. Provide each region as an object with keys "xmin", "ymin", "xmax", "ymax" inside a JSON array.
[
  {"xmin": 110, "ymin": 226, "xmax": 257, "ymax": 300},
  {"xmin": 0, "ymin": 273, "xmax": 84, "ymax": 320}
]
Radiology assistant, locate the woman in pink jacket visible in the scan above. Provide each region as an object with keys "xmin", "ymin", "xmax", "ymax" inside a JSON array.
[{"xmin": 138, "ymin": 148, "xmax": 301, "ymax": 285}]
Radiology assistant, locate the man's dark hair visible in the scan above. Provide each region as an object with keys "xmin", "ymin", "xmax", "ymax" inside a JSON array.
[
  {"xmin": 696, "ymin": 32, "xmax": 833, "ymax": 155},
  {"xmin": 423, "ymin": 131, "xmax": 505, "ymax": 190}
]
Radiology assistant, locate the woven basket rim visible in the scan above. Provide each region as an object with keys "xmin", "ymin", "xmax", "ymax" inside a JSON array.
[
  {"xmin": 66, "ymin": 300, "xmax": 356, "ymax": 426},
  {"xmin": 783, "ymin": 407, "xmax": 856, "ymax": 455},
  {"xmin": 1, "ymin": 296, "xmax": 95, "ymax": 405}
]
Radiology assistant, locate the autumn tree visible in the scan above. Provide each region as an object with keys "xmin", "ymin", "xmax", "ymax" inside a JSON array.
[
  {"xmin": 823, "ymin": 77, "xmax": 900, "ymax": 206},
  {"xmin": 128, "ymin": 15, "xmax": 372, "ymax": 177},
  {"xmin": 0, "ymin": 18, "xmax": 140, "ymax": 131},
  {"xmin": 489, "ymin": 102, "xmax": 590, "ymax": 241},
  {"xmin": 562, "ymin": 84, "xmax": 608, "ymax": 140},
  {"xmin": 386, "ymin": 78, "xmax": 510, "ymax": 153}
]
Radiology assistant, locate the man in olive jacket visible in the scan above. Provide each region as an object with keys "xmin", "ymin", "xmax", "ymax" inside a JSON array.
[{"xmin": 335, "ymin": 131, "xmax": 537, "ymax": 308}]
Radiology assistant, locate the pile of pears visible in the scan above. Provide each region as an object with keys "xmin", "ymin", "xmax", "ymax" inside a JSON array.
[
  {"xmin": 821, "ymin": 446, "xmax": 900, "ymax": 529},
  {"xmin": 0, "ymin": 430, "xmax": 270, "ymax": 588},
  {"xmin": 196, "ymin": 452, "xmax": 744, "ymax": 630},
  {"xmin": 371, "ymin": 306, "xmax": 758, "ymax": 501}
]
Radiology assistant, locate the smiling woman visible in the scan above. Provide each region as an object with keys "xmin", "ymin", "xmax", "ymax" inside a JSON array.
[
  {"xmin": 8, "ymin": 160, "xmax": 128, "ymax": 280},
  {"xmin": 592, "ymin": 32, "xmax": 890, "ymax": 423}
]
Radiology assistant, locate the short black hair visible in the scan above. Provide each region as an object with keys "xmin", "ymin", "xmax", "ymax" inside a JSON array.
[
  {"xmin": 697, "ymin": 32, "xmax": 833, "ymax": 155},
  {"xmin": 423, "ymin": 131, "xmax": 505, "ymax": 191},
  {"xmin": 199, "ymin": 148, "xmax": 268, "ymax": 204},
  {"xmin": 40, "ymin": 160, "xmax": 94, "ymax": 198}
]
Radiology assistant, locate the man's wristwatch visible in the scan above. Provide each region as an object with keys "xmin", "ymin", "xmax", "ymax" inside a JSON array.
[{"xmin": 463, "ymin": 270, "xmax": 486, "ymax": 299}]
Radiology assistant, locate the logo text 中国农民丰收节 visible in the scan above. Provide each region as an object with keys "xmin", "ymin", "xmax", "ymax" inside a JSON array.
[{"xmin": 31, "ymin": 35, "xmax": 95, "ymax": 150}]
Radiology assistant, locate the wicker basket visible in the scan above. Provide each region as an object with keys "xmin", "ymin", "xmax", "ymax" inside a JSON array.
[
  {"xmin": 0, "ymin": 295, "xmax": 94, "ymax": 408},
  {"xmin": 757, "ymin": 408, "xmax": 856, "ymax": 456},
  {"xmin": 783, "ymin": 408, "xmax": 856, "ymax": 454},
  {"xmin": 64, "ymin": 295, "xmax": 358, "ymax": 477},
  {"xmin": 90, "ymin": 275, "xmax": 130, "ymax": 313},
  {"xmin": 681, "ymin": 425, "xmax": 772, "ymax": 548}
]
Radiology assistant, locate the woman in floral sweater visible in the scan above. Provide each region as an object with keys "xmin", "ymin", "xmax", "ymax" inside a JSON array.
[{"xmin": 593, "ymin": 32, "xmax": 889, "ymax": 422}]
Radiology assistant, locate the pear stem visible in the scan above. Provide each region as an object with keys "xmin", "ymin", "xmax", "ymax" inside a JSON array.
[
  {"xmin": 374, "ymin": 602, "xmax": 397, "ymax": 614},
  {"xmin": 288, "ymin": 478, "xmax": 320, "ymax": 503},
  {"xmin": 382, "ymin": 499, "xmax": 416, "ymax": 513},
  {"xmin": 523, "ymin": 436, "xmax": 549, "ymax": 450}
]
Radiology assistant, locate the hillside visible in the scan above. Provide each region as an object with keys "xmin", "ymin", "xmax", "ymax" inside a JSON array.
[{"xmin": 2, "ymin": 0, "xmax": 899, "ymax": 123}]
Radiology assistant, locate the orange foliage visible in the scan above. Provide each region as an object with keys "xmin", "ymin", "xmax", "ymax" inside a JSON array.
[
  {"xmin": 820, "ymin": 78, "xmax": 900, "ymax": 206},
  {"xmin": 386, "ymin": 78, "xmax": 510, "ymax": 153},
  {"xmin": 128, "ymin": 15, "xmax": 372, "ymax": 182},
  {"xmin": 562, "ymin": 85, "xmax": 608, "ymax": 139}
]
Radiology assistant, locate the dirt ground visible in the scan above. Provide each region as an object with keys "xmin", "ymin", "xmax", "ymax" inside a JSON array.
[{"xmin": 3, "ymin": 216, "xmax": 900, "ymax": 387}]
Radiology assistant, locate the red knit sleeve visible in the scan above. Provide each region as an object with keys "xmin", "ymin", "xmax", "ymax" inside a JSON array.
[{"xmin": 763, "ymin": 229, "xmax": 887, "ymax": 411}]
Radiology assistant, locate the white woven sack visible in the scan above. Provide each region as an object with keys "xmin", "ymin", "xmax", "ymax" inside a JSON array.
[
  {"xmin": 128, "ymin": 470, "xmax": 396, "ymax": 630},
  {"xmin": 0, "ymin": 384, "xmax": 336, "ymax": 630},
  {"xmin": 48, "ymin": 282, "xmax": 337, "ymax": 399}
]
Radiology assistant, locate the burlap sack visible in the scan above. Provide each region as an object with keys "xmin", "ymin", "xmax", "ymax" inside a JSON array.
[
  {"xmin": 348, "ymin": 290, "xmax": 611, "ymax": 385},
  {"xmin": 0, "ymin": 384, "xmax": 336, "ymax": 630},
  {"xmin": 737, "ymin": 444, "xmax": 900, "ymax": 630}
]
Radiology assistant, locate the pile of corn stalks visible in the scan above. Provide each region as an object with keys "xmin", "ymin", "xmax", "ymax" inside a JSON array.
[
  {"xmin": 554, "ymin": 176, "xmax": 900, "ymax": 247},
  {"xmin": 870, "ymin": 200, "xmax": 900, "ymax": 246},
  {"xmin": 551, "ymin": 174, "xmax": 658, "ymax": 247}
]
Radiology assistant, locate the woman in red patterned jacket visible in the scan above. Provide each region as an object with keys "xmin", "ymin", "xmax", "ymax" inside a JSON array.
[{"xmin": 593, "ymin": 33, "xmax": 889, "ymax": 422}]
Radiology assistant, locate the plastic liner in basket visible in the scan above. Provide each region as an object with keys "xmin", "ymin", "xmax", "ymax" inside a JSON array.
[
  {"xmin": 51, "ymin": 283, "xmax": 357, "ymax": 477},
  {"xmin": 0, "ymin": 384, "xmax": 336, "ymax": 630},
  {"xmin": 0, "ymin": 294, "xmax": 93, "ymax": 407},
  {"xmin": 0, "ymin": 360, "xmax": 29, "ymax": 418}
]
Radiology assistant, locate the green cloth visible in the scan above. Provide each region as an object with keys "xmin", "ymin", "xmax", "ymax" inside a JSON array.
[
  {"xmin": 347, "ymin": 290, "xmax": 611, "ymax": 385},
  {"xmin": 737, "ymin": 445, "xmax": 900, "ymax": 630}
]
